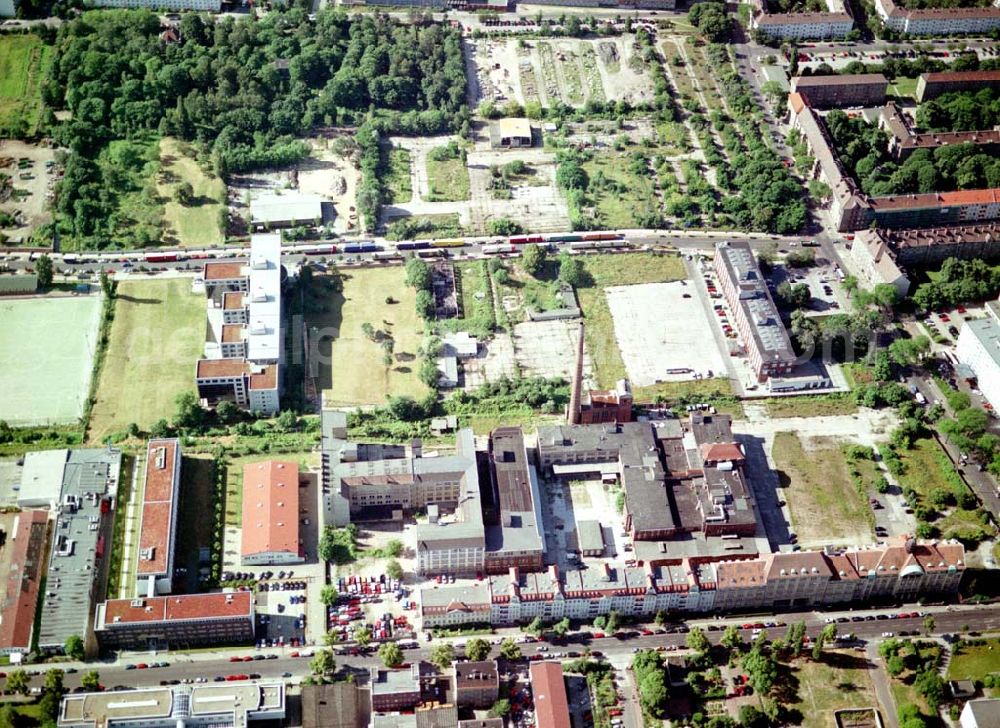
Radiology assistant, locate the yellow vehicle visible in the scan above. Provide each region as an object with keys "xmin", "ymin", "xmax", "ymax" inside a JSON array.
[{"xmin": 431, "ymin": 239, "xmax": 465, "ymax": 248}]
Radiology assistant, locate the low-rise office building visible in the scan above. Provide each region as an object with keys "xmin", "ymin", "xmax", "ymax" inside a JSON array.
[
  {"xmin": 136, "ymin": 439, "xmax": 181, "ymax": 597},
  {"xmin": 241, "ymin": 460, "xmax": 303, "ymax": 565},
  {"xmin": 59, "ymin": 681, "xmax": 284, "ymax": 728},
  {"xmin": 714, "ymin": 241, "xmax": 797, "ymax": 382},
  {"xmin": 93, "ymin": 592, "xmax": 255, "ymax": 651},
  {"xmin": 0, "ymin": 510, "xmax": 49, "ymax": 655},
  {"xmin": 916, "ymin": 70, "xmax": 1000, "ymax": 102},
  {"xmin": 38, "ymin": 448, "xmax": 121, "ymax": 654},
  {"xmin": 875, "ymin": 0, "xmax": 1000, "ymax": 35}
]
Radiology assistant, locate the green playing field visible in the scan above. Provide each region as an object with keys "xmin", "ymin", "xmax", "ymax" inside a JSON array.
[{"xmin": 0, "ymin": 295, "xmax": 103, "ymax": 426}]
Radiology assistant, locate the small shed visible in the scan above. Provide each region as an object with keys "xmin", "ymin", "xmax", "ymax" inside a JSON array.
[{"xmin": 490, "ymin": 118, "xmax": 533, "ymax": 149}]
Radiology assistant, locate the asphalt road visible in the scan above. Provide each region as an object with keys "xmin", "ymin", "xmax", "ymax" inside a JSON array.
[{"xmin": 13, "ymin": 602, "xmax": 999, "ymax": 692}]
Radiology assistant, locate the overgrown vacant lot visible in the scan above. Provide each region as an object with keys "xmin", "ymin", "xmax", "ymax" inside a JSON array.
[
  {"xmin": 575, "ymin": 253, "xmax": 686, "ymax": 388},
  {"xmin": 310, "ymin": 267, "xmax": 431, "ymax": 407},
  {"xmin": 790, "ymin": 652, "xmax": 879, "ymax": 728},
  {"xmin": 89, "ymin": 279, "xmax": 204, "ymax": 441},
  {"xmin": 0, "ymin": 34, "xmax": 52, "ymax": 138},
  {"xmin": 425, "ymin": 143, "xmax": 470, "ymax": 202},
  {"xmin": 772, "ymin": 433, "xmax": 873, "ymax": 547},
  {"xmin": 158, "ymin": 137, "xmax": 226, "ymax": 247}
]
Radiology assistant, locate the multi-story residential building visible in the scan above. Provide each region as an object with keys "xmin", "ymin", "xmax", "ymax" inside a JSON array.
[
  {"xmin": 38, "ymin": 448, "xmax": 121, "ymax": 655},
  {"xmin": 371, "ymin": 666, "xmax": 422, "ymax": 713},
  {"xmin": 136, "ymin": 439, "xmax": 181, "ymax": 597},
  {"xmin": 59, "ymin": 681, "xmax": 284, "ymax": 728},
  {"xmin": 86, "ymin": 0, "xmax": 220, "ymax": 10},
  {"xmin": 957, "ymin": 299, "xmax": 1000, "ymax": 412},
  {"xmin": 454, "ymin": 661, "xmax": 499, "ymax": 708},
  {"xmin": 881, "ymin": 102, "xmax": 1000, "ymax": 161},
  {"xmin": 484, "ymin": 428, "xmax": 545, "ymax": 574},
  {"xmin": 875, "ymin": 0, "xmax": 1000, "ymax": 35},
  {"xmin": 196, "ymin": 234, "xmax": 283, "ymax": 415},
  {"xmin": 0, "ymin": 510, "xmax": 48, "ymax": 655},
  {"xmin": 791, "ymin": 74, "xmax": 888, "ymax": 108},
  {"xmin": 93, "ymin": 592, "xmax": 255, "ymax": 651},
  {"xmin": 530, "ymin": 662, "xmax": 571, "ymax": 728},
  {"xmin": 752, "ymin": 11, "xmax": 855, "ymax": 38},
  {"xmin": 420, "ymin": 537, "xmax": 965, "ymax": 628},
  {"xmin": 714, "ymin": 242, "xmax": 797, "ymax": 382},
  {"xmin": 847, "ymin": 230, "xmax": 912, "ymax": 298},
  {"xmin": 241, "ymin": 460, "xmax": 304, "ymax": 565},
  {"xmin": 916, "ymin": 71, "xmax": 1000, "ymax": 102}
]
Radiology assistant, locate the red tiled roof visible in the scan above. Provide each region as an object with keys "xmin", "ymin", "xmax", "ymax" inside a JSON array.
[
  {"xmin": 699, "ymin": 443, "xmax": 744, "ymax": 463},
  {"xmin": 794, "ymin": 73, "xmax": 888, "ymax": 87},
  {"xmin": 203, "ymin": 261, "xmax": 246, "ymax": 281},
  {"xmin": 196, "ymin": 358, "xmax": 249, "ymax": 379},
  {"xmin": 870, "ymin": 188, "xmax": 1000, "ymax": 210},
  {"xmin": 241, "ymin": 461, "xmax": 300, "ymax": 559},
  {"xmin": 0, "ymin": 510, "xmax": 48, "ymax": 652},
  {"xmin": 100, "ymin": 592, "xmax": 253, "ymax": 627},
  {"xmin": 921, "ymin": 70, "xmax": 1000, "ymax": 84},
  {"xmin": 530, "ymin": 662, "xmax": 570, "ymax": 728},
  {"xmin": 137, "ymin": 440, "xmax": 180, "ymax": 576}
]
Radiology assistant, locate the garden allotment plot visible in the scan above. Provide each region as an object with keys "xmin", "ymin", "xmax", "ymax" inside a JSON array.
[{"xmin": 0, "ymin": 296, "xmax": 102, "ymax": 425}]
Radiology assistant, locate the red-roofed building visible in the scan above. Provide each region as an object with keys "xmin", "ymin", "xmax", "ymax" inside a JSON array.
[
  {"xmin": 94, "ymin": 592, "xmax": 255, "ymax": 650},
  {"xmin": 137, "ymin": 440, "xmax": 181, "ymax": 596},
  {"xmin": 0, "ymin": 510, "xmax": 49, "ymax": 655},
  {"xmin": 241, "ymin": 461, "xmax": 304, "ymax": 565},
  {"xmin": 530, "ymin": 662, "xmax": 570, "ymax": 728}
]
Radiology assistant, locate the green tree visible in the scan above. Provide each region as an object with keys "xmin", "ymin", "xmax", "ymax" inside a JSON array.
[
  {"xmin": 521, "ymin": 243, "xmax": 546, "ymax": 278},
  {"xmin": 720, "ymin": 624, "xmax": 744, "ymax": 652},
  {"xmin": 556, "ymin": 159, "xmax": 588, "ymax": 190},
  {"xmin": 639, "ymin": 670, "xmax": 670, "ymax": 718},
  {"xmin": 922, "ymin": 615, "xmax": 935, "ymax": 635},
  {"xmin": 914, "ymin": 669, "xmax": 946, "ymax": 710},
  {"xmin": 355, "ymin": 626, "xmax": 372, "ymax": 647},
  {"xmin": 886, "ymin": 654, "xmax": 905, "ymax": 676},
  {"xmin": 743, "ymin": 645, "xmax": 777, "ymax": 696},
  {"xmin": 65, "ymin": 634, "xmax": 85, "ymax": 660},
  {"xmin": 173, "ymin": 391, "xmax": 204, "ymax": 430},
  {"xmin": 320, "ymin": 585, "xmax": 339, "ymax": 607},
  {"xmin": 686, "ymin": 627, "xmax": 710, "ymax": 654},
  {"xmin": 35, "ymin": 254, "xmax": 53, "ymax": 288},
  {"xmin": 310, "ymin": 649, "xmax": 337, "ymax": 677},
  {"xmin": 430, "ymin": 643, "xmax": 456, "ymax": 670},
  {"xmin": 216, "ymin": 400, "xmax": 238, "ymax": 425},
  {"xmin": 551, "ymin": 617, "xmax": 571, "ymax": 639},
  {"xmin": 465, "ymin": 637, "xmax": 491, "ymax": 662},
  {"xmin": 405, "ymin": 257, "xmax": 432, "ymax": 291},
  {"xmin": 416, "ymin": 289, "xmax": 434, "ymax": 320},
  {"xmin": 526, "ymin": 616, "xmax": 545, "ymax": 637},
  {"xmin": 499, "ymin": 637, "xmax": 522, "ymax": 661},
  {"xmin": 174, "ymin": 181, "xmax": 194, "ymax": 204},
  {"xmin": 888, "ymin": 336, "xmax": 931, "ymax": 367},
  {"xmin": 43, "ymin": 668, "xmax": 65, "ymax": 695},
  {"xmin": 81, "ymin": 670, "xmax": 101, "ymax": 691},
  {"xmin": 490, "ymin": 218, "xmax": 522, "ymax": 236},
  {"xmin": 605, "ymin": 610, "xmax": 621, "ymax": 634},
  {"xmin": 489, "ymin": 698, "xmax": 512, "ymax": 717},
  {"xmin": 386, "ymin": 559, "xmax": 404, "ymax": 581},
  {"xmin": 558, "ymin": 253, "xmax": 586, "ymax": 287},
  {"xmin": 5, "ymin": 669, "xmax": 29, "ymax": 695},
  {"xmin": 379, "ymin": 641, "xmax": 404, "ymax": 668}
]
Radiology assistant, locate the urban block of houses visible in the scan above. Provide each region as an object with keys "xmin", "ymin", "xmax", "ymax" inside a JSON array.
[
  {"xmin": 788, "ymin": 91, "xmax": 1000, "ymax": 232},
  {"xmin": 848, "ymin": 223, "xmax": 1000, "ymax": 296},
  {"xmin": 196, "ymin": 234, "xmax": 283, "ymax": 415},
  {"xmin": 749, "ymin": 0, "xmax": 854, "ymax": 39},
  {"xmin": 714, "ymin": 241, "xmax": 798, "ymax": 383},
  {"xmin": 37, "ymin": 447, "xmax": 121, "ymax": 654},
  {"xmin": 0, "ymin": 509, "xmax": 49, "ymax": 655},
  {"xmin": 84, "ymin": 0, "xmax": 220, "ymax": 10},
  {"xmin": 875, "ymin": 0, "xmax": 1000, "ymax": 35},
  {"xmin": 880, "ymin": 102, "xmax": 1000, "ymax": 162},
  {"xmin": 241, "ymin": 460, "xmax": 305, "ymax": 565},
  {"xmin": 58, "ymin": 681, "xmax": 284, "ymax": 728},
  {"xmin": 916, "ymin": 70, "xmax": 1000, "ymax": 102},
  {"xmin": 93, "ymin": 591, "xmax": 255, "ymax": 651},
  {"xmin": 420, "ymin": 537, "xmax": 964, "ymax": 628},
  {"xmin": 957, "ymin": 297, "xmax": 1000, "ymax": 414},
  {"xmin": 136, "ymin": 439, "xmax": 182, "ymax": 597}
]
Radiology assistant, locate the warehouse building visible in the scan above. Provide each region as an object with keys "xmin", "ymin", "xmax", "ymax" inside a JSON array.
[
  {"xmin": 241, "ymin": 460, "xmax": 304, "ymax": 565},
  {"xmin": 0, "ymin": 510, "xmax": 49, "ymax": 655},
  {"xmin": 250, "ymin": 193, "xmax": 324, "ymax": 230}
]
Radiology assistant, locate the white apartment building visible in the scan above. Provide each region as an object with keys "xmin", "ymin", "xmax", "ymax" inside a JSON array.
[
  {"xmin": 875, "ymin": 0, "xmax": 1000, "ymax": 34},
  {"xmin": 87, "ymin": 0, "xmax": 221, "ymax": 10},
  {"xmin": 956, "ymin": 301, "xmax": 1000, "ymax": 412}
]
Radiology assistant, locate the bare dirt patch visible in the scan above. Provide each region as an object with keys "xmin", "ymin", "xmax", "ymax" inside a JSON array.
[{"xmin": 0, "ymin": 139, "xmax": 56, "ymax": 244}]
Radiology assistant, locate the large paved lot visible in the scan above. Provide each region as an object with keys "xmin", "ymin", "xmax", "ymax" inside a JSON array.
[
  {"xmin": 606, "ymin": 281, "xmax": 726, "ymax": 386},
  {"xmin": 0, "ymin": 295, "xmax": 102, "ymax": 425},
  {"xmin": 512, "ymin": 319, "xmax": 593, "ymax": 383}
]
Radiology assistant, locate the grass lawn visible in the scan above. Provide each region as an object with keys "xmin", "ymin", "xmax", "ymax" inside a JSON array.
[
  {"xmin": 0, "ymin": 34, "xmax": 53, "ymax": 137},
  {"xmin": 791, "ymin": 652, "xmax": 878, "ymax": 728},
  {"xmin": 455, "ymin": 261, "xmax": 482, "ymax": 321},
  {"xmin": 894, "ymin": 437, "xmax": 986, "ymax": 538},
  {"xmin": 89, "ymin": 279, "xmax": 204, "ymax": 441},
  {"xmin": 494, "ymin": 261, "xmax": 564, "ymax": 322},
  {"xmin": 580, "ymin": 154, "xmax": 662, "ymax": 230},
  {"xmin": 158, "ymin": 137, "xmax": 226, "ymax": 247},
  {"xmin": 632, "ymin": 379, "xmax": 740, "ymax": 415},
  {"xmin": 762, "ymin": 394, "xmax": 858, "ymax": 418},
  {"xmin": 312, "ymin": 267, "xmax": 431, "ymax": 407},
  {"xmin": 948, "ymin": 638, "xmax": 1000, "ymax": 681},
  {"xmin": 575, "ymin": 253, "xmax": 686, "ymax": 388},
  {"xmin": 426, "ymin": 147, "xmax": 470, "ymax": 202},
  {"xmin": 772, "ymin": 432, "xmax": 874, "ymax": 547},
  {"xmin": 888, "ymin": 77, "xmax": 918, "ymax": 100},
  {"xmin": 385, "ymin": 147, "xmax": 413, "ymax": 204},
  {"xmin": 386, "ymin": 213, "xmax": 462, "ymax": 241}
]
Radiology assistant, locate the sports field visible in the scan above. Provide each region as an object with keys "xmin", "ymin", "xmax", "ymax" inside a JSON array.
[
  {"xmin": 0, "ymin": 34, "xmax": 53, "ymax": 138},
  {"xmin": 89, "ymin": 279, "xmax": 204, "ymax": 441},
  {"xmin": 309, "ymin": 267, "xmax": 430, "ymax": 407},
  {"xmin": 0, "ymin": 295, "xmax": 102, "ymax": 425}
]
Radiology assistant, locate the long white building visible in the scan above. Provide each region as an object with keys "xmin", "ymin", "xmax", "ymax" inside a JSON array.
[{"xmin": 957, "ymin": 299, "xmax": 1000, "ymax": 412}]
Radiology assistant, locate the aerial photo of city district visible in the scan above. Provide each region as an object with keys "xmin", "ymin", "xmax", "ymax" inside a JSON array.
[{"xmin": 3, "ymin": 1, "xmax": 1000, "ymax": 728}]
